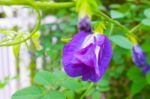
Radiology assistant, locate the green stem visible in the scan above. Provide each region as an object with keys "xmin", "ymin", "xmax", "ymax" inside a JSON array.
[
  {"xmin": 109, "ymin": 23, "xmax": 114, "ymax": 36},
  {"xmin": 0, "ymin": 5, "xmax": 41, "ymax": 46},
  {"xmin": 80, "ymin": 83, "xmax": 94, "ymax": 99},
  {"xmin": 0, "ymin": 1, "xmax": 75, "ymax": 9},
  {"xmin": 96, "ymin": 10, "xmax": 144, "ymax": 36},
  {"xmin": 96, "ymin": 11, "xmax": 130, "ymax": 34},
  {"xmin": 129, "ymin": 23, "xmax": 143, "ymax": 34}
]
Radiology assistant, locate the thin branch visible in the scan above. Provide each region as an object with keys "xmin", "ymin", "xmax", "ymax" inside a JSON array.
[
  {"xmin": 96, "ymin": 11, "xmax": 130, "ymax": 34},
  {"xmin": 0, "ymin": 1, "xmax": 75, "ymax": 9},
  {"xmin": 0, "ymin": 6, "xmax": 41, "ymax": 46}
]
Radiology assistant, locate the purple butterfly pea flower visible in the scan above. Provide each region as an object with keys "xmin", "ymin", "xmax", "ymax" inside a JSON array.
[
  {"xmin": 132, "ymin": 44, "xmax": 147, "ymax": 67},
  {"xmin": 142, "ymin": 65, "xmax": 150, "ymax": 75},
  {"xmin": 62, "ymin": 17, "xmax": 112, "ymax": 82}
]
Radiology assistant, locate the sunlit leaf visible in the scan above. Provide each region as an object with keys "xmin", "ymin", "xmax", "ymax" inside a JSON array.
[
  {"xmin": 131, "ymin": 80, "xmax": 146, "ymax": 95},
  {"xmin": 43, "ymin": 91, "xmax": 65, "ymax": 99},
  {"xmin": 92, "ymin": 91, "xmax": 101, "ymax": 99},
  {"xmin": 110, "ymin": 35, "xmax": 132, "ymax": 49},
  {"xmin": 110, "ymin": 10, "xmax": 125, "ymax": 19},
  {"xmin": 34, "ymin": 70, "xmax": 53, "ymax": 87},
  {"xmin": 12, "ymin": 85, "xmax": 43, "ymax": 99},
  {"xmin": 144, "ymin": 8, "xmax": 150, "ymax": 18},
  {"xmin": 142, "ymin": 18, "xmax": 150, "ymax": 26},
  {"xmin": 13, "ymin": 45, "xmax": 21, "ymax": 57},
  {"xmin": 146, "ymin": 72, "xmax": 150, "ymax": 84}
]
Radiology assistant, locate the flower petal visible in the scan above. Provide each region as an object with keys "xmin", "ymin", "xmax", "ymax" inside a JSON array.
[
  {"xmin": 62, "ymin": 31, "xmax": 89, "ymax": 66},
  {"xmin": 142, "ymin": 65, "xmax": 150, "ymax": 75},
  {"xmin": 79, "ymin": 17, "xmax": 92, "ymax": 32},
  {"xmin": 62, "ymin": 33, "xmax": 112, "ymax": 82},
  {"xmin": 94, "ymin": 34, "xmax": 113, "ymax": 81},
  {"xmin": 132, "ymin": 45, "xmax": 147, "ymax": 67}
]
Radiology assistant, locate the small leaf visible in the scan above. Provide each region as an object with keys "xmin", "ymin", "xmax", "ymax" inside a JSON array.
[
  {"xmin": 76, "ymin": 0, "xmax": 98, "ymax": 18},
  {"xmin": 31, "ymin": 32, "xmax": 41, "ymax": 50},
  {"xmin": 127, "ymin": 67, "xmax": 143, "ymax": 82},
  {"xmin": 0, "ymin": 82, "xmax": 6, "ymax": 89},
  {"xmin": 64, "ymin": 91, "xmax": 74, "ymax": 99},
  {"xmin": 142, "ymin": 18, "xmax": 150, "ymax": 26},
  {"xmin": 110, "ymin": 35, "xmax": 132, "ymax": 49},
  {"xmin": 61, "ymin": 38, "xmax": 71, "ymax": 43},
  {"xmin": 43, "ymin": 91, "xmax": 65, "ymax": 99},
  {"xmin": 131, "ymin": 80, "xmax": 146, "ymax": 95},
  {"xmin": 62, "ymin": 79, "xmax": 82, "ymax": 92},
  {"xmin": 34, "ymin": 70, "xmax": 53, "ymax": 87},
  {"xmin": 110, "ymin": 10, "xmax": 125, "ymax": 19},
  {"xmin": 94, "ymin": 22, "xmax": 106, "ymax": 33},
  {"xmin": 92, "ymin": 91, "xmax": 101, "ymax": 99},
  {"xmin": 12, "ymin": 85, "xmax": 43, "ymax": 99},
  {"xmin": 144, "ymin": 8, "xmax": 150, "ymax": 18},
  {"xmin": 98, "ymin": 77, "xmax": 109, "ymax": 88},
  {"xmin": 146, "ymin": 72, "xmax": 150, "ymax": 84},
  {"xmin": 13, "ymin": 45, "xmax": 20, "ymax": 57}
]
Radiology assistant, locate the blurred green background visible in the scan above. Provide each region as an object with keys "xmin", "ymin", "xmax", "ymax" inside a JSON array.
[{"xmin": 0, "ymin": 0, "xmax": 150, "ymax": 99}]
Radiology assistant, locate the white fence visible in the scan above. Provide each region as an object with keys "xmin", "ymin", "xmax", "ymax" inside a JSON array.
[
  {"xmin": 0, "ymin": 6, "xmax": 34, "ymax": 99},
  {"xmin": 0, "ymin": 47, "xmax": 17, "ymax": 99},
  {"xmin": 0, "ymin": 5, "xmax": 56, "ymax": 99}
]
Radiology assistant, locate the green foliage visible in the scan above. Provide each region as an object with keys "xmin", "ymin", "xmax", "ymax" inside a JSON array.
[
  {"xmin": 91, "ymin": 91, "xmax": 101, "ymax": 99},
  {"xmin": 110, "ymin": 35, "xmax": 132, "ymax": 49},
  {"xmin": 43, "ymin": 91, "xmax": 65, "ymax": 99},
  {"xmin": 142, "ymin": 18, "xmax": 150, "ymax": 26},
  {"xmin": 76, "ymin": 0, "xmax": 98, "ymax": 18},
  {"xmin": 131, "ymin": 79, "xmax": 146, "ymax": 95},
  {"xmin": 34, "ymin": 70, "xmax": 53, "ymax": 87},
  {"xmin": 0, "ymin": 0, "xmax": 150, "ymax": 99},
  {"xmin": 110, "ymin": 10, "xmax": 125, "ymax": 19},
  {"xmin": 12, "ymin": 85, "xmax": 43, "ymax": 99},
  {"xmin": 127, "ymin": 67, "xmax": 147, "ymax": 95},
  {"xmin": 146, "ymin": 72, "xmax": 150, "ymax": 84},
  {"xmin": 144, "ymin": 8, "xmax": 150, "ymax": 18}
]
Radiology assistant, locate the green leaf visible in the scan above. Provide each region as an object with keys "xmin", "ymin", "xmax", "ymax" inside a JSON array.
[
  {"xmin": 110, "ymin": 10, "xmax": 125, "ymax": 19},
  {"xmin": 62, "ymin": 79, "xmax": 82, "ymax": 92},
  {"xmin": 142, "ymin": 18, "xmax": 150, "ymax": 26},
  {"xmin": 43, "ymin": 91, "xmax": 65, "ymax": 99},
  {"xmin": 92, "ymin": 91, "xmax": 101, "ymax": 99},
  {"xmin": 12, "ymin": 85, "xmax": 43, "ymax": 99},
  {"xmin": 131, "ymin": 80, "xmax": 147, "ymax": 95},
  {"xmin": 31, "ymin": 32, "xmax": 41, "ymax": 50},
  {"xmin": 61, "ymin": 38, "xmax": 71, "ymax": 43},
  {"xmin": 64, "ymin": 91, "xmax": 74, "ymax": 99},
  {"xmin": 94, "ymin": 22, "xmax": 106, "ymax": 33},
  {"xmin": 98, "ymin": 86, "xmax": 110, "ymax": 92},
  {"xmin": 98, "ymin": 77, "xmax": 109, "ymax": 88},
  {"xmin": 34, "ymin": 70, "xmax": 53, "ymax": 87},
  {"xmin": 127, "ymin": 67, "xmax": 143, "ymax": 82},
  {"xmin": 13, "ymin": 45, "xmax": 20, "ymax": 57},
  {"xmin": 144, "ymin": 8, "xmax": 150, "ymax": 18},
  {"xmin": 0, "ymin": 82, "xmax": 6, "ymax": 89},
  {"xmin": 110, "ymin": 35, "xmax": 132, "ymax": 49},
  {"xmin": 146, "ymin": 72, "xmax": 150, "ymax": 84},
  {"xmin": 76, "ymin": 0, "xmax": 98, "ymax": 18}
]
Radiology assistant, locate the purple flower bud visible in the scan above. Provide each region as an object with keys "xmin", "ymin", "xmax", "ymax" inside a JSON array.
[
  {"xmin": 142, "ymin": 65, "xmax": 150, "ymax": 75},
  {"xmin": 62, "ymin": 18, "xmax": 112, "ymax": 82},
  {"xmin": 78, "ymin": 17, "xmax": 92, "ymax": 33},
  {"xmin": 132, "ymin": 44, "xmax": 147, "ymax": 67}
]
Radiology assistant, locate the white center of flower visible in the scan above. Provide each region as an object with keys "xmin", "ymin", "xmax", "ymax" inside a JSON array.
[
  {"xmin": 81, "ymin": 33, "xmax": 101, "ymax": 64},
  {"xmin": 95, "ymin": 46, "xmax": 100, "ymax": 62},
  {"xmin": 81, "ymin": 33, "xmax": 99, "ymax": 48}
]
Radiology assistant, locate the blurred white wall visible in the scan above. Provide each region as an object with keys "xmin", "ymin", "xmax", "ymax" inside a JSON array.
[
  {"xmin": 0, "ymin": 46, "xmax": 17, "ymax": 99},
  {"xmin": 0, "ymin": 6, "xmax": 35, "ymax": 99},
  {"xmin": 0, "ymin": 5, "xmax": 57, "ymax": 99}
]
